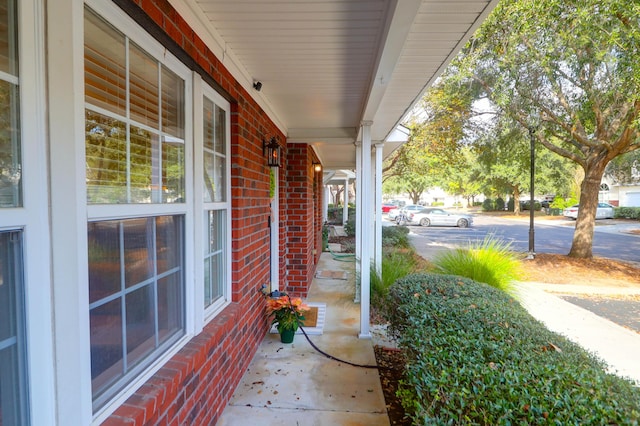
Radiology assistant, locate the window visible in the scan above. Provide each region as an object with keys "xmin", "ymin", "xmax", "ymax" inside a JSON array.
[
  {"xmin": 84, "ymin": 10, "xmax": 185, "ymax": 205},
  {"xmin": 0, "ymin": 1, "xmax": 29, "ymax": 424},
  {"xmin": 0, "ymin": 231, "xmax": 28, "ymax": 425},
  {"xmin": 201, "ymin": 91, "xmax": 230, "ymax": 312},
  {"xmin": 88, "ymin": 216, "xmax": 184, "ymax": 409},
  {"xmin": 0, "ymin": 0, "xmax": 21, "ymax": 208},
  {"xmin": 84, "ymin": 5, "xmax": 190, "ymax": 411}
]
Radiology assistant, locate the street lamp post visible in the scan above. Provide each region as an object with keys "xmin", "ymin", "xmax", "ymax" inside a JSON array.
[{"xmin": 527, "ymin": 126, "xmax": 536, "ymax": 260}]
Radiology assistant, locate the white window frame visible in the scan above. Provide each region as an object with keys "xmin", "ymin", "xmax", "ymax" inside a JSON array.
[
  {"xmin": 84, "ymin": 1, "xmax": 195, "ymax": 422},
  {"xmin": 0, "ymin": 0, "xmax": 57, "ymax": 424},
  {"xmin": 192, "ymin": 75, "xmax": 232, "ymax": 329}
]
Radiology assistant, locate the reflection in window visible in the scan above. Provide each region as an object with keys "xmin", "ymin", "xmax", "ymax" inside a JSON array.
[
  {"xmin": 203, "ymin": 97, "xmax": 226, "ymax": 203},
  {"xmin": 0, "ymin": 230, "xmax": 28, "ymax": 425},
  {"xmin": 88, "ymin": 216, "xmax": 184, "ymax": 409},
  {"xmin": 84, "ymin": 7, "xmax": 185, "ymax": 205}
]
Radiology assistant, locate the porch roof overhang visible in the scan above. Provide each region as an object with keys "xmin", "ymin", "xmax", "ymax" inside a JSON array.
[{"xmin": 169, "ymin": 0, "xmax": 499, "ymax": 170}]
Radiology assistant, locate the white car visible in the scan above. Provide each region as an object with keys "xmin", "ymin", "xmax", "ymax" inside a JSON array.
[
  {"xmin": 563, "ymin": 203, "xmax": 615, "ymax": 220},
  {"xmin": 388, "ymin": 204, "xmax": 422, "ymax": 221},
  {"xmin": 405, "ymin": 208, "xmax": 473, "ymax": 228}
]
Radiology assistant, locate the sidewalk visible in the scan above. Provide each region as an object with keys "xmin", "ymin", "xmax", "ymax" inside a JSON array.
[
  {"xmin": 217, "ymin": 254, "xmax": 389, "ymax": 425},
  {"xmin": 514, "ymin": 282, "xmax": 640, "ymax": 385}
]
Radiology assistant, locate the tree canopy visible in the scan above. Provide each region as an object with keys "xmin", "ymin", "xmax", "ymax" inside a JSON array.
[{"xmin": 453, "ymin": 0, "xmax": 640, "ymax": 257}]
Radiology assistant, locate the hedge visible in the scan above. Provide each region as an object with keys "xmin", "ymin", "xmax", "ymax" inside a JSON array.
[
  {"xmin": 615, "ymin": 207, "xmax": 640, "ymax": 220},
  {"xmin": 385, "ymin": 273, "xmax": 640, "ymax": 425}
]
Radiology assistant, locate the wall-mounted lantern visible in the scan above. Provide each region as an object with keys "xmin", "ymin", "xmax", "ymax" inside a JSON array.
[
  {"xmin": 312, "ymin": 162, "xmax": 322, "ymax": 173},
  {"xmin": 263, "ymin": 136, "xmax": 282, "ymax": 168}
]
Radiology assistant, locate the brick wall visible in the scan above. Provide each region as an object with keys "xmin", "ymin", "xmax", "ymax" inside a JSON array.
[
  {"xmin": 283, "ymin": 145, "xmax": 321, "ymax": 297},
  {"xmin": 103, "ymin": 1, "xmax": 294, "ymax": 424}
]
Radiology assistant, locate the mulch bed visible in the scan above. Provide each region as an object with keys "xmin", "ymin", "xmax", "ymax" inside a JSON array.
[{"xmin": 374, "ymin": 345, "xmax": 411, "ymax": 425}]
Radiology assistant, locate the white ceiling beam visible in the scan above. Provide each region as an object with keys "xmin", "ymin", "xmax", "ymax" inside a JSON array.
[{"xmin": 360, "ymin": 0, "xmax": 423, "ymax": 122}]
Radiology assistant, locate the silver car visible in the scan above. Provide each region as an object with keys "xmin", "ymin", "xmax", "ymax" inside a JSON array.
[
  {"xmin": 407, "ymin": 208, "xmax": 473, "ymax": 228},
  {"xmin": 563, "ymin": 203, "xmax": 615, "ymax": 220}
]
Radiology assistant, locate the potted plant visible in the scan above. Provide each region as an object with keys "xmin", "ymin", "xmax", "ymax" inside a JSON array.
[{"xmin": 266, "ymin": 293, "xmax": 310, "ymax": 343}]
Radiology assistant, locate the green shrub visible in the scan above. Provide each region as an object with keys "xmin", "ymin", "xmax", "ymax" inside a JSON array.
[
  {"xmin": 344, "ymin": 217, "xmax": 356, "ymax": 236},
  {"xmin": 495, "ymin": 197, "xmax": 505, "ymax": 211},
  {"xmin": 482, "ymin": 198, "xmax": 494, "ymax": 211},
  {"xmin": 615, "ymin": 206, "xmax": 640, "ymax": 220},
  {"xmin": 551, "ymin": 196, "xmax": 578, "ymax": 209},
  {"xmin": 431, "ymin": 201, "xmax": 445, "ymax": 206},
  {"xmin": 381, "ymin": 225, "xmax": 410, "ymax": 248},
  {"xmin": 432, "ymin": 236, "xmax": 521, "ymax": 293},
  {"xmin": 371, "ymin": 251, "xmax": 417, "ymax": 301},
  {"xmin": 385, "ymin": 273, "xmax": 640, "ymax": 424}
]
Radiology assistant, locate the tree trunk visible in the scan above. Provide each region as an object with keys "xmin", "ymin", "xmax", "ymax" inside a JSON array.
[
  {"xmin": 513, "ymin": 186, "xmax": 521, "ymax": 215},
  {"xmin": 568, "ymin": 164, "xmax": 606, "ymax": 258}
]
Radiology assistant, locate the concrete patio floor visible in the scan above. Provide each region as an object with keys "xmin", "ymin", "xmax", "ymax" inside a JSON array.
[{"xmin": 217, "ymin": 253, "xmax": 390, "ymax": 426}]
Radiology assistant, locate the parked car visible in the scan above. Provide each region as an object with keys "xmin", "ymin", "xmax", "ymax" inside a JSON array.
[
  {"xmin": 389, "ymin": 204, "xmax": 422, "ymax": 221},
  {"xmin": 387, "ymin": 207, "xmax": 400, "ymax": 220},
  {"xmin": 401, "ymin": 204, "xmax": 424, "ymax": 214},
  {"xmin": 404, "ymin": 208, "xmax": 473, "ymax": 228},
  {"xmin": 563, "ymin": 203, "xmax": 615, "ymax": 220},
  {"xmin": 381, "ymin": 203, "xmax": 397, "ymax": 213}
]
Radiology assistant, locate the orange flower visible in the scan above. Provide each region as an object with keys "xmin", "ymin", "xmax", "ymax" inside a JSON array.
[{"xmin": 266, "ymin": 294, "xmax": 309, "ymax": 333}]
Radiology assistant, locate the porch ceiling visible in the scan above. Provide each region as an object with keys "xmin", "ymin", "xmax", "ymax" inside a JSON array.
[{"xmin": 170, "ymin": 0, "xmax": 498, "ymax": 170}]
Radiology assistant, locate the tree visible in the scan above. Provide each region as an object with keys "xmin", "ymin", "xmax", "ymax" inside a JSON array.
[
  {"xmin": 385, "ymin": 81, "xmax": 474, "ymax": 202},
  {"xmin": 456, "ymin": 0, "xmax": 640, "ymax": 257},
  {"xmin": 605, "ymin": 150, "xmax": 640, "ymax": 184},
  {"xmin": 382, "ymin": 135, "xmax": 438, "ymax": 204}
]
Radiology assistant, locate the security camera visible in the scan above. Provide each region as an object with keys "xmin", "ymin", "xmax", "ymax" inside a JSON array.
[{"xmin": 253, "ymin": 81, "xmax": 262, "ymax": 91}]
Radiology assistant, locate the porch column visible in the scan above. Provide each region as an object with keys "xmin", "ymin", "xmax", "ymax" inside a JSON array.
[
  {"xmin": 343, "ymin": 178, "xmax": 349, "ymax": 225},
  {"xmin": 359, "ymin": 122, "xmax": 373, "ymax": 339},
  {"xmin": 323, "ymin": 185, "xmax": 330, "ymax": 223},
  {"xmin": 374, "ymin": 142, "xmax": 383, "ymax": 275},
  {"xmin": 354, "ymin": 142, "xmax": 362, "ymax": 303}
]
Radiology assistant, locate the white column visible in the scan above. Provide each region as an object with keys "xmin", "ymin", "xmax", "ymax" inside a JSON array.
[
  {"xmin": 359, "ymin": 122, "xmax": 373, "ymax": 339},
  {"xmin": 48, "ymin": 0, "xmax": 93, "ymax": 423},
  {"xmin": 270, "ymin": 167, "xmax": 280, "ymax": 291},
  {"xmin": 342, "ymin": 179, "xmax": 349, "ymax": 225},
  {"xmin": 374, "ymin": 142, "xmax": 384, "ymax": 275},
  {"xmin": 354, "ymin": 143, "xmax": 362, "ymax": 303},
  {"xmin": 323, "ymin": 186, "xmax": 330, "ymax": 223}
]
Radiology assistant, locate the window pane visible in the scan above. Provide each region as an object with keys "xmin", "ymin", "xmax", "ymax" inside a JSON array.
[
  {"xmin": 88, "ymin": 221, "xmax": 122, "ymax": 304},
  {"xmin": 125, "ymin": 286, "xmax": 155, "ymax": 368},
  {"xmin": 158, "ymin": 274, "xmax": 182, "ymax": 341},
  {"xmin": 129, "ymin": 125, "xmax": 153, "ymax": 203},
  {"xmin": 0, "ymin": 79, "xmax": 20, "ymax": 208},
  {"xmin": 203, "ymin": 97, "xmax": 226, "ymax": 203},
  {"xmin": 129, "ymin": 42, "xmax": 159, "ymax": 129},
  {"xmin": 162, "ymin": 137, "xmax": 184, "ymax": 203},
  {"xmin": 0, "ymin": 0, "xmax": 18, "ymax": 76},
  {"xmin": 0, "ymin": 230, "xmax": 28, "ymax": 425},
  {"xmin": 90, "ymin": 299, "xmax": 123, "ymax": 396},
  {"xmin": 204, "ymin": 210, "xmax": 225, "ymax": 307},
  {"xmin": 156, "ymin": 215, "xmax": 182, "ymax": 274},
  {"xmin": 84, "ymin": 10, "xmax": 126, "ymax": 117},
  {"xmin": 161, "ymin": 66, "xmax": 184, "ymax": 139},
  {"xmin": 89, "ymin": 216, "xmax": 184, "ymax": 409},
  {"xmin": 203, "ymin": 97, "xmax": 214, "ymax": 151},
  {"xmin": 123, "ymin": 218, "xmax": 153, "ymax": 287},
  {"xmin": 85, "ymin": 7, "xmax": 185, "ymax": 207},
  {"xmin": 203, "ymin": 152, "xmax": 216, "ymax": 202},
  {"xmin": 85, "ymin": 110, "xmax": 127, "ymax": 204},
  {"xmin": 214, "ymin": 104, "xmax": 226, "ymax": 155}
]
